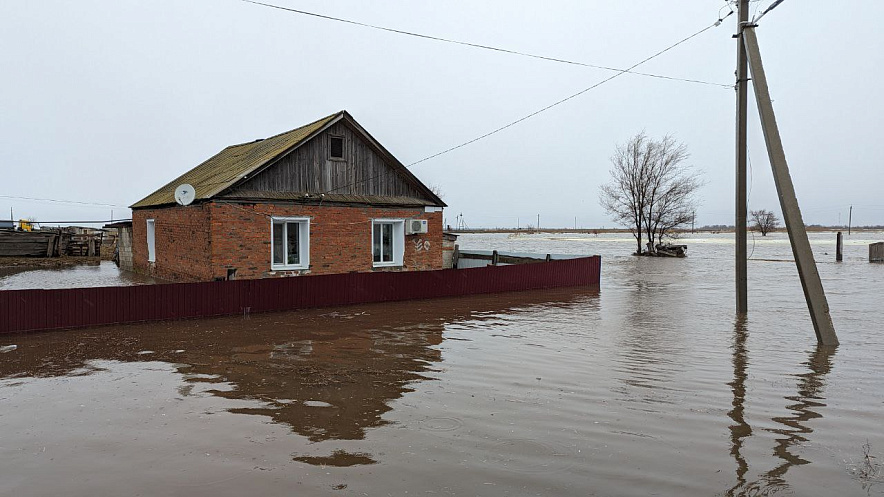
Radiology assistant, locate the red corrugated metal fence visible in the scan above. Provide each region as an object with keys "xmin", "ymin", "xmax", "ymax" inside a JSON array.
[{"xmin": 0, "ymin": 256, "xmax": 600, "ymax": 334}]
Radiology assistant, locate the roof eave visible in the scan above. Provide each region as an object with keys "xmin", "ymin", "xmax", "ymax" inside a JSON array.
[{"xmin": 339, "ymin": 112, "xmax": 446, "ymax": 208}]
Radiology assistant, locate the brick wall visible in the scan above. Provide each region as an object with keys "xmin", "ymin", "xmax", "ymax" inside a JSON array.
[
  {"xmin": 132, "ymin": 202, "xmax": 443, "ymax": 281},
  {"xmin": 209, "ymin": 202, "xmax": 443, "ymax": 280},
  {"xmin": 132, "ymin": 205, "xmax": 213, "ymax": 282}
]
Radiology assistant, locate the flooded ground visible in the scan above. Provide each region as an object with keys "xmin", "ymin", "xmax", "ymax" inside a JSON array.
[
  {"xmin": 1, "ymin": 231, "xmax": 883, "ymax": 496},
  {"xmin": 0, "ymin": 260, "xmax": 162, "ymax": 290}
]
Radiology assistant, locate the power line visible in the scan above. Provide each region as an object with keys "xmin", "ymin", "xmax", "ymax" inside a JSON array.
[
  {"xmin": 241, "ymin": 0, "xmax": 732, "ymax": 89},
  {"xmin": 24, "ymin": 219, "xmax": 131, "ymax": 225},
  {"xmin": 324, "ymin": 13, "xmax": 730, "ymax": 195},
  {"xmin": 14, "ymin": 10, "xmax": 730, "ymax": 211},
  {"xmin": 0, "ymin": 194, "xmax": 127, "ymax": 208}
]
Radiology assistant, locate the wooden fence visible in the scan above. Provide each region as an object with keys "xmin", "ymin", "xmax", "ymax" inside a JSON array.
[
  {"xmin": 0, "ymin": 256, "xmax": 601, "ymax": 334},
  {"xmin": 0, "ymin": 229, "xmax": 103, "ymax": 258},
  {"xmin": 454, "ymin": 249, "xmax": 555, "ymax": 267}
]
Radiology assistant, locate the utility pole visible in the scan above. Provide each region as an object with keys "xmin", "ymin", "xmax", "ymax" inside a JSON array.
[
  {"xmin": 735, "ymin": 0, "xmax": 749, "ymax": 315},
  {"xmin": 537, "ymin": 214, "xmax": 540, "ymax": 231},
  {"xmin": 742, "ymin": 26, "xmax": 838, "ymax": 346},
  {"xmin": 848, "ymin": 205, "xmax": 853, "ymax": 235}
]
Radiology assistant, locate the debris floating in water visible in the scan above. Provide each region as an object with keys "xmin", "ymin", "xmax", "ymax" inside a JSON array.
[{"xmin": 0, "ymin": 345, "xmax": 17, "ymax": 353}]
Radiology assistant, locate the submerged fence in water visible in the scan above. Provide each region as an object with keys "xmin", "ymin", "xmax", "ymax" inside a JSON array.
[{"xmin": 0, "ymin": 256, "xmax": 600, "ymax": 334}]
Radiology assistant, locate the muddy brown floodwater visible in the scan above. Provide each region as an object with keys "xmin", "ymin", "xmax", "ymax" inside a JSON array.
[
  {"xmin": 0, "ymin": 260, "xmax": 162, "ymax": 290},
  {"xmin": 1, "ymin": 232, "xmax": 883, "ymax": 496}
]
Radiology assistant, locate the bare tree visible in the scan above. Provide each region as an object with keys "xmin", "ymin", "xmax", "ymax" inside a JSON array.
[
  {"xmin": 750, "ymin": 209, "xmax": 779, "ymax": 236},
  {"xmin": 599, "ymin": 132, "xmax": 702, "ymax": 254},
  {"xmin": 428, "ymin": 184, "xmax": 445, "ymax": 200}
]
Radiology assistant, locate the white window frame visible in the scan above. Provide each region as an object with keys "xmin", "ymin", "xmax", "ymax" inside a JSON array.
[
  {"xmin": 146, "ymin": 219, "xmax": 156, "ymax": 263},
  {"xmin": 270, "ymin": 217, "xmax": 310, "ymax": 270},
  {"xmin": 372, "ymin": 219, "xmax": 405, "ymax": 267}
]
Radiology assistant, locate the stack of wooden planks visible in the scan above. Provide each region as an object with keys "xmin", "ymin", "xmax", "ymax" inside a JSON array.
[
  {"xmin": 0, "ymin": 230, "xmax": 57, "ymax": 257},
  {"xmin": 0, "ymin": 228, "xmax": 104, "ymax": 258}
]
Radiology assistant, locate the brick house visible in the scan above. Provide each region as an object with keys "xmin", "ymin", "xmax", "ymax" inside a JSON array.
[{"xmin": 130, "ymin": 111, "xmax": 445, "ymax": 282}]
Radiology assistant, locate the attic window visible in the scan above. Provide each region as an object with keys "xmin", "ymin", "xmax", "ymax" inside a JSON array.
[{"xmin": 329, "ymin": 136, "xmax": 344, "ymax": 159}]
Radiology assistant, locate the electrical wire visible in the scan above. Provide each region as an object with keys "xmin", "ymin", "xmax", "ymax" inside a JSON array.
[
  {"xmin": 21, "ymin": 219, "xmax": 131, "ymax": 225},
  {"xmin": 746, "ymin": 150, "xmax": 756, "ymax": 260},
  {"xmin": 241, "ymin": 0, "xmax": 732, "ymax": 89},
  {"xmin": 323, "ymin": 12, "xmax": 732, "ymax": 196},
  {"xmin": 0, "ymin": 194, "xmax": 127, "ymax": 208},
  {"xmin": 12, "ymin": 9, "xmax": 735, "ymax": 218}
]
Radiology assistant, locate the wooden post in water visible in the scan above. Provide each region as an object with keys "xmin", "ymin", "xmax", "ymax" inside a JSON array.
[
  {"xmin": 491, "ymin": 250, "xmax": 499, "ymax": 266},
  {"xmin": 836, "ymin": 232, "xmax": 843, "ymax": 262},
  {"xmin": 871, "ymin": 242, "xmax": 884, "ymax": 263},
  {"xmin": 742, "ymin": 26, "xmax": 838, "ymax": 346}
]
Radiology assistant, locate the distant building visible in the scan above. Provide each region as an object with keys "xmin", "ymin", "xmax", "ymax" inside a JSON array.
[{"xmin": 130, "ymin": 111, "xmax": 445, "ymax": 282}]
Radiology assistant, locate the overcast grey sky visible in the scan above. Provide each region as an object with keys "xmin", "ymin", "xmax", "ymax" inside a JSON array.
[{"xmin": 2, "ymin": 1, "xmax": 882, "ymax": 228}]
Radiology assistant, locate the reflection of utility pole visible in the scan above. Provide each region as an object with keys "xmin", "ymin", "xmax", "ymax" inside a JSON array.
[
  {"xmin": 735, "ymin": 0, "xmax": 750, "ymax": 315},
  {"xmin": 742, "ymin": 26, "xmax": 838, "ymax": 345},
  {"xmin": 762, "ymin": 345, "xmax": 834, "ymax": 485},
  {"xmin": 726, "ymin": 316, "xmax": 750, "ymax": 496},
  {"xmin": 730, "ymin": 344, "xmax": 835, "ymax": 493}
]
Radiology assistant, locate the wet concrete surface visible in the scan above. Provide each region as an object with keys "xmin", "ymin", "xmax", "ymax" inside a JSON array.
[{"xmin": 1, "ymin": 232, "xmax": 883, "ymax": 496}]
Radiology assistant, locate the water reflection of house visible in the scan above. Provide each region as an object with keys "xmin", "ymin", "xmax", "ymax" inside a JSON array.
[
  {"xmin": 0, "ymin": 289, "xmax": 598, "ymax": 467},
  {"xmin": 129, "ymin": 111, "xmax": 446, "ymax": 282},
  {"xmin": 220, "ymin": 322, "xmax": 444, "ymax": 443},
  {"xmin": 0, "ymin": 305, "xmax": 444, "ymax": 449}
]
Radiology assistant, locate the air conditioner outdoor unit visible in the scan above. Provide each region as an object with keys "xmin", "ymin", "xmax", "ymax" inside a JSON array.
[{"xmin": 406, "ymin": 218, "xmax": 428, "ymax": 235}]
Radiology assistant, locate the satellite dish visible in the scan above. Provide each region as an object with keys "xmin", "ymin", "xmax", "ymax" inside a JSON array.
[{"xmin": 174, "ymin": 183, "xmax": 195, "ymax": 206}]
